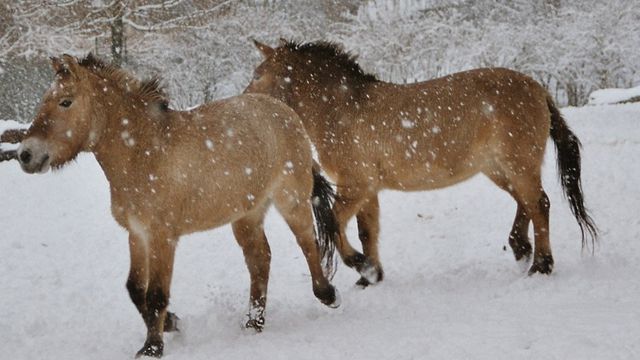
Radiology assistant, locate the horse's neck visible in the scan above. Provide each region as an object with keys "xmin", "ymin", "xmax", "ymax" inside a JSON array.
[
  {"xmin": 91, "ymin": 99, "xmax": 163, "ymax": 186},
  {"xmin": 293, "ymin": 79, "xmax": 374, "ymax": 143}
]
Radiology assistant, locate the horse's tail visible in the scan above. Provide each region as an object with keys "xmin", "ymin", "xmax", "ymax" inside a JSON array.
[
  {"xmin": 547, "ymin": 96, "xmax": 598, "ymax": 250},
  {"xmin": 311, "ymin": 164, "xmax": 338, "ymax": 280}
]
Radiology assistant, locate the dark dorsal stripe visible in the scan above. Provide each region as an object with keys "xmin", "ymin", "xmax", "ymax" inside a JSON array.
[
  {"xmin": 281, "ymin": 40, "xmax": 378, "ymax": 84},
  {"xmin": 78, "ymin": 53, "xmax": 169, "ymax": 110}
]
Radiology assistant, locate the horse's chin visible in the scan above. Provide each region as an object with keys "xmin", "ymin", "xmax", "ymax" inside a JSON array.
[
  {"xmin": 20, "ymin": 155, "xmax": 51, "ymax": 174},
  {"xmin": 38, "ymin": 157, "xmax": 52, "ymax": 174}
]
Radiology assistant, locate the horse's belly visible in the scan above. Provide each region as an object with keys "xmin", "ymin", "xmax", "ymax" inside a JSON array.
[{"xmin": 380, "ymin": 159, "xmax": 483, "ymax": 191}]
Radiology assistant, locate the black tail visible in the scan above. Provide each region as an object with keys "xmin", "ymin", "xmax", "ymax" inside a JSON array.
[
  {"xmin": 311, "ymin": 166, "xmax": 338, "ymax": 280},
  {"xmin": 547, "ymin": 96, "xmax": 598, "ymax": 250}
]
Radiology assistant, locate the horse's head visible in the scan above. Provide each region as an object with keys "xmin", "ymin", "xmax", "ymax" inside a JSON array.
[
  {"xmin": 19, "ymin": 55, "xmax": 96, "ymax": 174},
  {"xmin": 245, "ymin": 39, "xmax": 377, "ymax": 106},
  {"xmin": 244, "ymin": 39, "xmax": 296, "ymax": 103}
]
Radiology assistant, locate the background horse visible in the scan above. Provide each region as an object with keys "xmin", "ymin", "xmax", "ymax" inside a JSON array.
[
  {"xmin": 245, "ymin": 40, "xmax": 597, "ymax": 286},
  {"xmin": 17, "ymin": 54, "xmax": 339, "ymax": 357}
]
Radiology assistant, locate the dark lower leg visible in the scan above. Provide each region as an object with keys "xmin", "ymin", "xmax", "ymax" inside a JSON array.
[
  {"xmin": 333, "ymin": 192, "xmax": 378, "ymax": 282},
  {"xmin": 297, "ymin": 226, "xmax": 339, "ymax": 307},
  {"xmin": 528, "ymin": 191, "xmax": 554, "ymax": 275},
  {"xmin": 136, "ymin": 238, "xmax": 176, "ymax": 358},
  {"xmin": 509, "ymin": 204, "xmax": 532, "ymax": 261},
  {"xmin": 232, "ymin": 216, "xmax": 271, "ymax": 332},
  {"xmin": 355, "ymin": 195, "xmax": 384, "ymax": 286}
]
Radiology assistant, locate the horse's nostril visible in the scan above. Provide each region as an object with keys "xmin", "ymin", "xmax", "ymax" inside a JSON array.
[{"xmin": 19, "ymin": 150, "xmax": 32, "ymax": 164}]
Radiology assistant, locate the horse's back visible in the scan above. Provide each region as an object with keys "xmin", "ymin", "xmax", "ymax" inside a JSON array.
[
  {"xmin": 334, "ymin": 68, "xmax": 552, "ymax": 191},
  {"xmin": 154, "ymin": 94, "xmax": 312, "ymax": 233}
]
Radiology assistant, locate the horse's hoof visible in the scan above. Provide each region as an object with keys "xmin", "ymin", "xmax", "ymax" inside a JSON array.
[
  {"xmin": 245, "ymin": 302, "xmax": 265, "ymax": 332},
  {"xmin": 326, "ymin": 287, "xmax": 341, "ymax": 309},
  {"xmin": 528, "ymin": 255, "xmax": 554, "ymax": 275},
  {"xmin": 355, "ymin": 265, "xmax": 384, "ymax": 287},
  {"xmin": 135, "ymin": 340, "xmax": 164, "ymax": 358},
  {"xmin": 355, "ymin": 276, "xmax": 371, "ymax": 288},
  {"xmin": 359, "ymin": 262, "xmax": 384, "ymax": 285},
  {"xmin": 314, "ymin": 284, "xmax": 340, "ymax": 308},
  {"xmin": 245, "ymin": 317, "xmax": 265, "ymax": 333},
  {"xmin": 511, "ymin": 242, "xmax": 533, "ymax": 262},
  {"xmin": 164, "ymin": 312, "xmax": 180, "ymax": 332}
]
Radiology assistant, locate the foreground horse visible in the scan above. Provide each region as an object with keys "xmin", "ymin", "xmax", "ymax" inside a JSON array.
[
  {"xmin": 17, "ymin": 54, "xmax": 340, "ymax": 357},
  {"xmin": 246, "ymin": 40, "xmax": 597, "ymax": 285}
]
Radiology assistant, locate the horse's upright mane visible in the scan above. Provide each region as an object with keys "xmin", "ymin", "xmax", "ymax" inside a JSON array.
[
  {"xmin": 281, "ymin": 40, "xmax": 378, "ymax": 84},
  {"xmin": 78, "ymin": 53, "xmax": 169, "ymax": 110}
]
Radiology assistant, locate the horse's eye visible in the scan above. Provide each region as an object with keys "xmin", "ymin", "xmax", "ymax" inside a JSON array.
[
  {"xmin": 253, "ymin": 72, "xmax": 261, "ymax": 81},
  {"xmin": 59, "ymin": 99, "xmax": 73, "ymax": 108}
]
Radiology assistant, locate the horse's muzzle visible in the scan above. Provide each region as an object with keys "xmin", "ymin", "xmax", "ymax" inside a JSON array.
[{"xmin": 17, "ymin": 139, "xmax": 51, "ymax": 174}]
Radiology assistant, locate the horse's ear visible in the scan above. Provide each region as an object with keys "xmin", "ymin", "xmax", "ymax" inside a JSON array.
[
  {"xmin": 252, "ymin": 39, "xmax": 275, "ymax": 58},
  {"xmin": 50, "ymin": 56, "xmax": 65, "ymax": 74},
  {"xmin": 60, "ymin": 54, "xmax": 81, "ymax": 78}
]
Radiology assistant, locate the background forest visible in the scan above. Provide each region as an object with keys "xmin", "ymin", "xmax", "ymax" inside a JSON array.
[{"xmin": 1, "ymin": 0, "xmax": 639, "ymax": 121}]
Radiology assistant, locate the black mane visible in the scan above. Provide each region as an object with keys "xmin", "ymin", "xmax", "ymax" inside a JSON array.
[
  {"xmin": 281, "ymin": 40, "xmax": 378, "ymax": 84},
  {"xmin": 78, "ymin": 53, "xmax": 169, "ymax": 110}
]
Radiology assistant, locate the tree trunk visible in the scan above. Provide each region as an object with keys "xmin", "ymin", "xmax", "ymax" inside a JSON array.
[
  {"xmin": 110, "ymin": 1, "xmax": 126, "ymax": 67},
  {"xmin": 565, "ymin": 82, "xmax": 578, "ymax": 107}
]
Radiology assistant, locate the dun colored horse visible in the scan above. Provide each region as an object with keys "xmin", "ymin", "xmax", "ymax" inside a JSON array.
[
  {"xmin": 17, "ymin": 54, "xmax": 340, "ymax": 357},
  {"xmin": 246, "ymin": 40, "xmax": 597, "ymax": 285}
]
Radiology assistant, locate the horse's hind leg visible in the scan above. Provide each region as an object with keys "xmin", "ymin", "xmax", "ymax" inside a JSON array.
[
  {"xmin": 489, "ymin": 167, "xmax": 553, "ymax": 274},
  {"xmin": 231, "ymin": 205, "xmax": 271, "ymax": 332},
  {"xmin": 509, "ymin": 204, "xmax": 532, "ymax": 262},
  {"xmin": 525, "ymin": 189, "xmax": 552, "ymax": 274},
  {"xmin": 484, "ymin": 172, "xmax": 533, "ymax": 262},
  {"xmin": 333, "ymin": 186, "xmax": 380, "ymax": 285},
  {"xmin": 274, "ymin": 190, "xmax": 340, "ymax": 308},
  {"xmin": 355, "ymin": 194, "xmax": 384, "ymax": 287}
]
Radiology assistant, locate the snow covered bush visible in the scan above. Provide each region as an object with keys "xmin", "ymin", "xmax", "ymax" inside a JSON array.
[{"xmin": 1, "ymin": 0, "xmax": 638, "ymax": 121}]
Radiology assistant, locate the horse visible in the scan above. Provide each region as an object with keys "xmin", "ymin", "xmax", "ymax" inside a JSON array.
[
  {"xmin": 245, "ymin": 39, "xmax": 597, "ymax": 286},
  {"xmin": 16, "ymin": 54, "xmax": 340, "ymax": 358}
]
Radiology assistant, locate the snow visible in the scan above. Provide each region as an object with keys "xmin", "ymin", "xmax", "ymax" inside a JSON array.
[
  {"xmin": 1, "ymin": 104, "xmax": 640, "ymax": 359},
  {"xmin": 588, "ymin": 85, "xmax": 640, "ymax": 105},
  {"xmin": 0, "ymin": 120, "xmax": 28, "ymax": 152}
]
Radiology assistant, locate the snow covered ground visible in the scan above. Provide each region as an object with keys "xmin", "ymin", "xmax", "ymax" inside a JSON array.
[
  {"xmin": 588, "ymin": 86, "xmax": 640, "ymax": 105},
  {"xmin": 1, "ymin": 103, "xmax": 639, "ymax": 359}
]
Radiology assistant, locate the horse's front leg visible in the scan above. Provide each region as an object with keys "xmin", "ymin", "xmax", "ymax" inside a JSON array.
[
  {"xmin": 232, "ymin": 209, "xmax": 271, "ymax": 332},
  {"xmin": 133, "ymin": 232, "xmax": 177, "ymax": 358},
  {"xmin": 126, "ymin": 233, "xmax": 149, "ymax": 320},
  {"xmin": 127, "ymin": 232, "xmax": 180, "ymax": 337}
]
